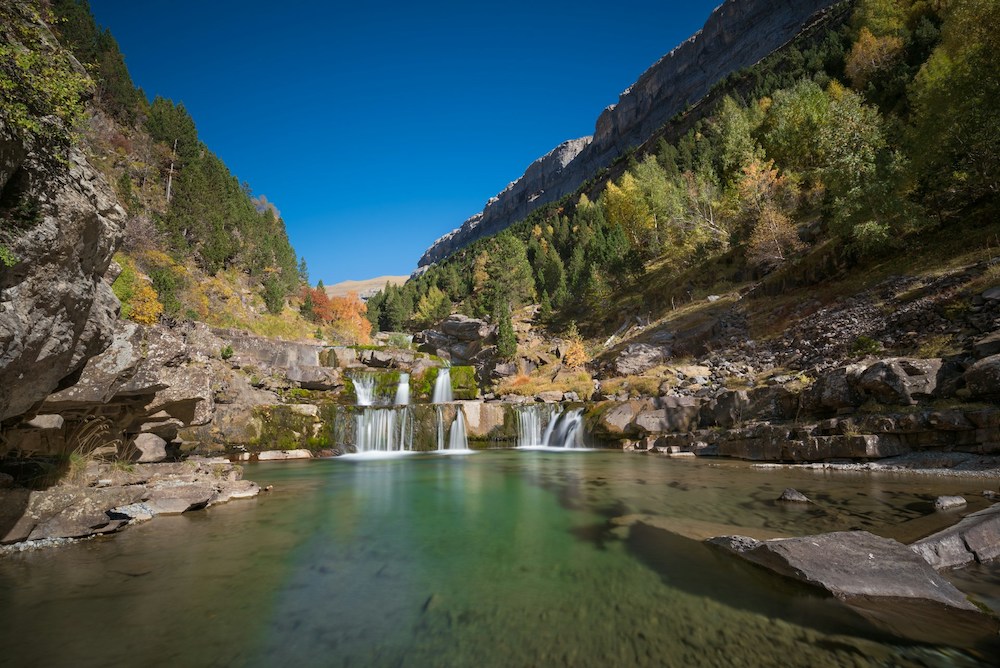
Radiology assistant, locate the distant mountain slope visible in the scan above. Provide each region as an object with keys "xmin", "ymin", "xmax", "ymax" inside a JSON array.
[
  {"xmin": 325, "ymin": 276, "xmax": 408, "ymax": 300},
  {"xmin": 418, "ymin": 0, "xmax": 840, "ymax": 267}
]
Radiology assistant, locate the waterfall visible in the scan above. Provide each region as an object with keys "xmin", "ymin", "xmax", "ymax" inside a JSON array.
[
  {"xmin": 448, "ymin": 409, "xmax": 469, "ymax": 451},
  {"xmin": 516, "ymin": 404, "xmax": 557, "ymax": 447},
  {"xmin": 395, "ymin": 373, "xmax": 410, "ymax": 406},
  {"xmin": 436, "ymin": 406, "xmax": 445, "ymax": 451},
  {"xmin": 432, "ymin": 367, "xmax": 452, "ymax": 404},
  {"xmin": 354, "ymin": 407, "xmax": 413, "ymax": 453},
  {"xmin": 517, "ymin": 406, "xmax": 586, "ymax": 449},
  {"xmin": 353, "ymin": 373, "xmax": 377, "ymax": 406}
]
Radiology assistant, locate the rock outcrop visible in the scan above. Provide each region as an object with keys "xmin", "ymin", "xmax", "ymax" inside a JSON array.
[
  {"xmin": 419, "ymin": 0, "xmax": 840, "ymax": 266},
  {"xmin": 0, "ymin": 118, "xmax": 125, "ymax": 421}
]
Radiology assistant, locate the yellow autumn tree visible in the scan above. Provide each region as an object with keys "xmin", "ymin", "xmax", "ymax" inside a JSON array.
[
  {"xmin": 603, "ymin": 172, "xmax": 653, "ymax": 251},
  {"xmin": 737, "ymin": 159, "xmax": 803, "ymax": 270},
  {"xmin": 845, "ymin": 27, "xmax": 904, "ymax": 88}
]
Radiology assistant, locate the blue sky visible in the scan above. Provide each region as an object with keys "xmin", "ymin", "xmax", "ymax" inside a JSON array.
[{"xmin": 89, "ymin": 1, "xmax": 721, "ymax": 284}]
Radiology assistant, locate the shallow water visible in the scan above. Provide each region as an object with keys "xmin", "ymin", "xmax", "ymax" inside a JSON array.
[{"xmin": 1, "ymin": 451, "xmax": 998, "ymax": 667}]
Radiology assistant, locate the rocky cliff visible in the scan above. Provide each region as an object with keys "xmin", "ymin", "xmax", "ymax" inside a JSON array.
[
  {"xmin": 0, "ymin": 118, "xmax": 125, "ymax": 422},
  {"xmin": 419, "ymin": 0, "xmax": 840, "ymax": 267}
]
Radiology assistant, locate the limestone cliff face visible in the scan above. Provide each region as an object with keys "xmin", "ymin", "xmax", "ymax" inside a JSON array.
[
  {"xmin": 419, "ymin": 0, "xmax": 840, "ymax": 267},
  {"xmin": 0, "ymin": 119, "xmax": 126, "ymax": 422}
]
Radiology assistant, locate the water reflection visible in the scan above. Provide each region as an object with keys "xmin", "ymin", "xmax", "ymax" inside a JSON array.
[{"xmin": 0, "ymin": 453, "xmax": 996, "ymax": 667}]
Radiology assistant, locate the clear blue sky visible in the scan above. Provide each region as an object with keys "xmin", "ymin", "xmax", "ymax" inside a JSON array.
[{"xmin": 89, "ymin": 1, "xmax": 721, "ymax": 284}]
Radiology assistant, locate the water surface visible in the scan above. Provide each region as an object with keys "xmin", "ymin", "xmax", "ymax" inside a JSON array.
[{"xmin": 1, "ymin": 451, "xmax": 997, "ymax": 667}]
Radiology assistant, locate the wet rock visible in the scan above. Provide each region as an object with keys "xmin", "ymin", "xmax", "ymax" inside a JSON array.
[
  {"xmin": 2, "ymin": 487, "xmax": 145, "ymax": 543},
  {"xmin": 212, "ymin": 480, "xmax": 261, "ymax": 504},
  {"xmin": 133, "ymin": 433, "xmax": 167, "ymax": 463},
  {"xmin": 933, "ymin": 495, "xmax": 967, "ymax": 511},
  {"xmin": 777, "ymin": 488, "xmax": 810, "ymax": 503},
  {"xmin": 911, "ymin": 503, "xmax": 1000, "ymax": 569}
]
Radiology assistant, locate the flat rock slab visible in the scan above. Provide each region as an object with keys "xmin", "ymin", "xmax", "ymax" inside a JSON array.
[
  {"xmin": 143, "ymin": 483, "xmax": 216, "ymax": 515},
  {"xmin": 911, "ymin": 503, "xmax": 1000, "ymax": 570},
  {"xmin": 708, "ymin": 530, "xmax": 998, "ymax": 646},
  {"xmin": 257, "ymin": 449, "xmax": 313, "ymax": 461}
]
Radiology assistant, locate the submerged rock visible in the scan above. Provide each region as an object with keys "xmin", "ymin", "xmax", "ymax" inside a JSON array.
[
  {"xmin": 708, "ymin": 530, "xmax": 997, "ymax": 646},
  {"xmin": 934, "ymin": 495, "xmax": 967, "ymax": 511},
  {"xmin": 777, "ymin": 488, "xmax": 810, "ymax": 503},
  {"xmin": 911, "ymin": 503, "xmax": 1000, "ymax": 570}
]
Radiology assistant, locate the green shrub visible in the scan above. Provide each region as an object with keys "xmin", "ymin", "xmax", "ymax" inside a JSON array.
[{"xmin": 220, "ymin": 344, "xmax": 234, "ymax": 360}]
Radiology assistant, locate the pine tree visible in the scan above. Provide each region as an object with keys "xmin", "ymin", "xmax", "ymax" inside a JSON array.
[{"xmin": 495, "ymin": 302, "xmax": 517, "ymax": 361}]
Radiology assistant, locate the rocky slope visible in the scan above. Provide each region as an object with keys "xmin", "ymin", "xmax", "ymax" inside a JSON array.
[
  {"xmin": 0, "ymin": 118, "xmax": 125, "ymax": 422},
  {"xmin": 419, "ymin": 0, "xmax": 840, "ymax": 267}
]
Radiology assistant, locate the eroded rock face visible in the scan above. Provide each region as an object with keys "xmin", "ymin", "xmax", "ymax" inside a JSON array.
[
  {"xmin": 0, "ymin": 120, "xmax": 125, "ymax": 421},
  {"xmin": 419, "ymin": 0, "xmax": 840, "ymax": 266}
]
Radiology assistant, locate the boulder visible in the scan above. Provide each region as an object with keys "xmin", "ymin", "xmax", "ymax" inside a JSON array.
[
  {"xmin": 635, "ymin": 397, "xmax": 700, "ymax": 434},
  {"xmin": 536, "ymin": 391, "xmax": 563, "ymax": 403},
  {"xmin": 25, "ymin": 414, "xmax": 64, "ymax": 430},
  {"xmin": 440, "ymin": 315, "xmax": 492, "ymax": 342},
  {"xmin": 964, "ymin": 354, "xmax": 1000, "ymax": 398},
  {"xmin": 596, "ymin": 401, "xmax": 645, "ymax": 436},
  {"xmin": 709, "ymin": 530, "xmax": 995, "ymax": 645},
  {"xmin": 973, "ymin": 331, "xmax": 1000, "ymax": 359},
  {"xmin": 934, "ymin": 495, "xmax": 967, "ymax": 511},
  {"xmin": 700, "ymin": 390, "xmax": 749, "ymax": 428},
  {"xmin": 805, "ymin": 364, "xmax": 865, "ymax": 411},
  {"xmin": 132, "ymin": 433, "xmax": 167, "ymax": 463},
  {"xmin": 857, "ymin": 358, "xmax": 941, "ymax": 405},
  {"xmin": 285, "ymin": 365, "xmax": 340, "ymax": 390},
  {"xmin": 911, "ymin": 503, "xmax": 1000, "ymax": 570},
  {"xmin": 2, "ymin": 487, "xmax": 145, "ymax": 543},
  {"xmin": 614, "ymin": 344, "xmax": 667, "ymax": 376}
]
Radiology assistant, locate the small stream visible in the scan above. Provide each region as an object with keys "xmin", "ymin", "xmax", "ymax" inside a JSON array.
[{"xmin": 0, "ymin": 452, "xmax": 997, "ymax": 667}]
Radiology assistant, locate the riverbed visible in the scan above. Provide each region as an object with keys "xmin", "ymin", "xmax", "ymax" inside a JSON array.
[{"xmin": 1, "ymin": 451, "xmax": 997, "ymax": 666}]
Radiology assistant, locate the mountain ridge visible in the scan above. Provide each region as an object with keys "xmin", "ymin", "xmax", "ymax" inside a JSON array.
[{"xmin": 418, "ymin": 0, "xmax": 841, "ymax": 267}]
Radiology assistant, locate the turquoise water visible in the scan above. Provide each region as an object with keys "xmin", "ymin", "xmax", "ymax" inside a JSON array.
[{"xmin": 0, "ymin": 451, "xmax": 997, "ymax": 667}]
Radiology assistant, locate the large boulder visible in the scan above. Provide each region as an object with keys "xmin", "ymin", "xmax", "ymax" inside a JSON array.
[
  {"xmin": 709, "ymin": 530, "xmax": 996, "ymax": 646},
  {"xmin": 0, "ymin": 122, "xmax": 125, "ymax": 422},
  {"xmin": 964, "ymin": 354, "xmax": 1000, "ymax": 398},
  {"xmin": 857, "ymin": 358, "xmax": 941, "ymax": 406},
  {"xmin": 635, "ymin": 396, "xmax": 701, "ymax": 434},
  {"xmin": 440, "ymin": 315, "xmax": 493, "ymax": 342},
  {"xmin": 614, "ymin": 344, "xmax": 668, "ymax": 376},
  {"xmin": 595, "ymin": 401, "xmax": 646, "ymax": 437},
  {"xmin": 911, "ymin": 503, "xmax": 1000, "ymax": 570},
  {"xmin": 804, "ymin": 364, "xmax": 865, "ymax": 412}
]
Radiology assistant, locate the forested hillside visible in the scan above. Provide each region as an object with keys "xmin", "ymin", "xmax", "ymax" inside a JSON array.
[
  {"xmin": 373, "ymin": 0, "xmax": 998, "ymax": 357},
  {"xmin": 3, "ymin": 0, "xmax": 372, "ymax": 342}
]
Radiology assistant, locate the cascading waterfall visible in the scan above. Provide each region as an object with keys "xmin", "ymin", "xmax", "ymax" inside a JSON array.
[
  {"xmin": 395, "ymin": 373, "xmax": 410, "ymax": 406},
  {"xmin": 448, "ymin": 409, "xmax": 469, "ymax": 451},
  {"xmin": 432, "ymin": 367, "xmax": 452, "ymax": 404},
  {"xmin": 353, "ymin": 373, "xmax": 377, "ymax": 406},
  {"xmin": 515, "ymin": 406, "xmax": 585, "ymax": 449},
  {"xmin": 436, "ymin": 406, "xmax": 445, "ymax": 451},
  {"xmin": 354, "ymin": 406, "xmax": 413, "ymax": 453},
  {"xmin": 350, "ymin": 372, "xmax": 413, "ymax": 454},
  {"xmin": 516, "ymin": 404, "xmax": 557, "ymax": 447}
]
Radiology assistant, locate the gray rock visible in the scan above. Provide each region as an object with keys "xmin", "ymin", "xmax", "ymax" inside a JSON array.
[
  {"xmin": 857, "ymin": 358, "xmax": 941, "ymax": 405},
  {"xmin": 933, "ymin": 495, "xmax": 967, "ymax": 511},
  {"xmin": 635, "ymin": 397, "xmax": 700, "ymax": 434},
  {"xmin": 597, "ymin": 401, "xmax": 645, "ymax": 436},
  {"xmin": 964, "ymin": 354, "xmax": 1000, "ymax": 398},
  {"xmin": 440, "ymin": 315, "xmax": 492, "ymax": 342},
  {"xmin": 0, "ymin": 121, "xmax": 125, "ymax": 422},
  {"xmin": 973, "ymin": 331, "xmax": 1000, "ymax": 359},
  {"xmin": 614, "ymin": 344, "xmax": 668, "ymax": 376},
  {"xmin": 25, "ymin": 414, "xmax": 64, "ymax": 430},
  {"xmin": 143, "ymin": 483, "xmax": 216, "ymax": 515},
  {"xmin": 257, "ymin": 449, "xmax": 313, "ymax": 461},
  {"xmin": 911, "ymin": 503, "xmax": 1000, "ymax": 569},
  {"xmin": 805, "ymin": 364, "xmax": 865, "ymax": 411},
  {"xmin": 133, "ymin": 433, "xmax": 167, "ymax": 463},
  {"xmin": 777, "ymin": 488, "xmax": 810, "ymax": 503}
]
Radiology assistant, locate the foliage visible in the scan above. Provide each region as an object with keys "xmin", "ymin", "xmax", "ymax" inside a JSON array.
[
  {"xmin": 111, "ymin": 254, "xmax": 163, "ymax": 324},
  {"xmin": 220, "ymin": 344, "xmax": 234, "ymax": 360},
  {"xmin": 0, "ymin": 2, "xmax": 92, "ymax": 152},
  {"xmin": 414, "ymin": 285, "xmax": 450, "ymax": 327},
  {"xmin": 495, "ymin": 302, "xmax": 517, "ymax": 361}
]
